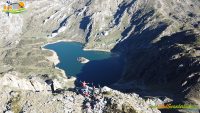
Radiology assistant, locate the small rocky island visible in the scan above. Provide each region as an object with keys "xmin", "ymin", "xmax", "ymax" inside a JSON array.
[{"xmin": 77, "ymin": 57, "xmax": 90, "ymax": 64}]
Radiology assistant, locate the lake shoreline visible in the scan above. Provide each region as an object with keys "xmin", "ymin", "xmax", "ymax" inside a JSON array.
[
  {"xmin": 41, "ymin": 39, "xmax": 112, "ymax": 78},
  {"xmin": 41, "ymin": 39, "xmax": 77, "ymax": 77},
  {"xmin": 83, "ymin": 48, "xmax": 110, "ymax": 52},
  {"xmin": 42, "ymin": 39, "xmax": 111, "ymax": 52},
  {"xmin": 41, "ymin": 45, "xmax": 68, "ymax": 77},
  {"xmin": 43, "ymin": 41, "xmax": 124, "ymax": 86}
]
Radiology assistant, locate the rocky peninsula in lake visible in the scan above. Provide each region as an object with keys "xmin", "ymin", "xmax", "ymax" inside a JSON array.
[{"xmin": 77, "ymin": 57, "xmax": 90, "ymax": 64}]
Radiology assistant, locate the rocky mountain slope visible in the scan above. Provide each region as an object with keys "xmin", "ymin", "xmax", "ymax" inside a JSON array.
[{"xmin": 0, "ymin": 0, "xmax": 200, "ymax": 112}]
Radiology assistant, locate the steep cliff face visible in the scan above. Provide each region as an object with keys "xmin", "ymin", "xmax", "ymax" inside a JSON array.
[
  {"xmin": 111, "ymin": 0, "xmax": 200, "ymax": 108},
  {"xmin": 111, "ymin": 0, "xmax": 200, "ymax": 107}
]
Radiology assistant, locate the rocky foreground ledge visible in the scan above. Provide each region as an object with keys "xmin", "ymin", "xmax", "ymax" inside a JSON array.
[{"xmin": 0, "ymin": 71, "xmax": 160, "ymax": 113}]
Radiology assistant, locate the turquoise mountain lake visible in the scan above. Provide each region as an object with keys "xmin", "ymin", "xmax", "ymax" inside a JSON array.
[{"xmin": 44, "ymin": 42, "xmax": 124, "ymax": 86}]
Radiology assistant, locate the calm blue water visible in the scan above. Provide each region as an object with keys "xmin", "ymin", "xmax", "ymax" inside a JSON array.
[{"xmin": 44, "ymin": 42, "xmax": 124, "ymax": 86}]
